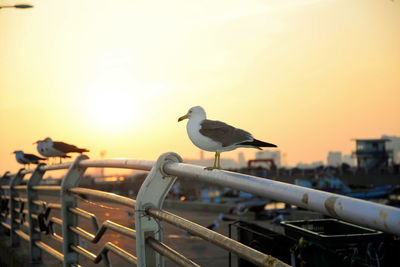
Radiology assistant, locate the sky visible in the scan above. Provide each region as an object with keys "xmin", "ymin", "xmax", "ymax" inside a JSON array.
[{"xmin": 0, "ymin": 0, "xmax": 399, "ymax": 173}]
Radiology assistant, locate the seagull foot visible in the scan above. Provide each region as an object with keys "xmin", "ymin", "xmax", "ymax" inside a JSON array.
[{"xmin": 204, "ymin": 166, "xmax": 220, "ymax": 171}]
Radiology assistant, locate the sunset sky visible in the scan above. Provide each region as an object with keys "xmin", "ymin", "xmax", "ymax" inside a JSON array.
[{"xmin": 1, "ymin": 0, "xmax": 399, "ymax": 173}]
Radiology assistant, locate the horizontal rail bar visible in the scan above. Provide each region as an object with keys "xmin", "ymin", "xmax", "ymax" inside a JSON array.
[
  {"xmin": 0, "ymin": 185, "xmax": 10, "ymax": 190},
  {"xmin": 71, "ymin": 245, "xmax": 97, "ymax": 261},
  {"xmin": 15, "ymin": 229, "xmax": 30, "ymax": 241},
  {"xmin": 6, "ymin": 158, "xmax": 155, "ymax": 177},
  {"xmin": 32, "ymin": 185, "xmax": 61, "ymax": 192},
  {"xmin": 32, "ymin": 200, "xmax": 61, "ymax": 209},
  {"xmin": 69, "ymin": 207, "xmax": 96, "ymax": 221},
  {"xmin": 50, "ymin": 217, "xmax": 62, "ymax": 226},
  {"xmin": 13, "ymin": 185, "xmax": 27, "ymax": 191},
  {"xmin": 69, "ymin": 187, "xmax": 136, "ymax": 208},
  {"xmin": 71, "ymin": 243, "xmax": 138, "ymax": 265},
  {"xmin": 103, "ymin": 242, "xmax": 137, "ymax": 265},
  {"xmin": 14, "ymin": 197, "xmax": 27, "ymax": 203},
  {"xmin": 1, "ymin": 222, "xmax": 11, "ymax": 229},
  {"xmin": 36, "ymin": 241, "xmax": 64, "ymax": 262},
  {"xmin": 78, "ymin": 158, "xmax": 154, "ymax": 171},
  {"xmin": 148, "ymin": 209, "xmax": 289, "ymax": 267},
  {"xmin": 164, "ymin": 162, "xmax": 400, "ymax": 236},
  {"xmin": 51, "ymin": 233, "xmax": 64, "ymax": 243},
  {"xmin": 70, "ymin": 220, "xmax": 136, "ymax": 243},
  {"xmin": 147, "ymin": 237, "xmax": 200, "ymax": 267}
]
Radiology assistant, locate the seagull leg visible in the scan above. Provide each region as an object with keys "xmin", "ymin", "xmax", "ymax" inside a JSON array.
[
  {"xmin": 216, "ymin": 152, "xmax": 221, "ymax": 169},
  {"xmin": 205, "ymin": 152, "xmax": 220, "ymax": 170}
]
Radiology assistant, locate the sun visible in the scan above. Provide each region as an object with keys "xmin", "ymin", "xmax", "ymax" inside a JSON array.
[
  {"xmin": 85, "ymin": 73, "xmax": 143, "ymax": 132},
  {"xmin": 89, "ymin": 88, "xmax": 139, "ymax": 130}
]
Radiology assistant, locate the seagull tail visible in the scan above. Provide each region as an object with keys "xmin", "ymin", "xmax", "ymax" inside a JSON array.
[
  {"xmin": 239, "ymin": 139, "xmax": 277, "ymax": 150},
  {"xmin": 75, "ymin": 148, "xmax": 90, "ymax": 153}
]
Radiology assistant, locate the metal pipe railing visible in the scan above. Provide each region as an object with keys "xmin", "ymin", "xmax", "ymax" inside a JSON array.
[
  {"xmin": 36, "ymin": 241, "xmax": 64, "ymax": 262},
  {"xmin": 146, "ymin": 237, "xmax": 200, "ymax": 267},
  {"xmin": 69, "ymin": 187, "xmax": 136, "ymax": 208},
  {"xmin": 1, "ymin": 153, "xmax": 399, "ymax": 267},
  {"xmin": 163, "ymin": 161, "xmax": 400, "ymax": 236},
  {"xmin": 147, "ymin": 208, "xmax": 289, "ymax": 267}
]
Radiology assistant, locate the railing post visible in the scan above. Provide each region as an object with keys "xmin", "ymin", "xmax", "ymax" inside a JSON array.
[
  {"xmin": 135, "ymin": 152, "xmax": 182, "ymax": 267},
  {"xmin": 27, "ymin": 164, "xmax": 46, "ymax": 264},
  {"xmin": 60, "ymin": 155, "xmax": 89, "ymax": 267},
  {"xmin": 0, "ymin": 172, "xmax": 11, "ymax": 234},
  {"xmin": 9, "ymin": 169, "xmax": 25, "ymax": 247}
]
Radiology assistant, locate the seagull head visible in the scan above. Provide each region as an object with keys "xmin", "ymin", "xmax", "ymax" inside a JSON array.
[
  {"xmin": 12, "ymin": 150, "xmax": 23, "ymax": 155},
  {"xmin": 43, "ymin": 137, "xmax": 53, "ymax": 144},
  {"xmin": 178, "ymin": 106, "xmax": 206, "ymax": 122}
]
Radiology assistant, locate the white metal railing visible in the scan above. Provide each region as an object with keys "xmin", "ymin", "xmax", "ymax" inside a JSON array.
[{"xmin": 0, "ymin": 152, "xmax": 399, "ymax": 267}]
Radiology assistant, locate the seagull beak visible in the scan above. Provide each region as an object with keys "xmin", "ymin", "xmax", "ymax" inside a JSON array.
[
  {"xmin": 33, "ymin": 141, "xmax": 38, "ymax": 144},
  {"xmin": 178, "ymin": 114, "xmax": 188, "ymax": 122}
]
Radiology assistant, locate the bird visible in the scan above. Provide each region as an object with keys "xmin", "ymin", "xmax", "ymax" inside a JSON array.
[
  {"xmin": 178, "ymin": 106, "xmax": 277, "ymax": 169},
  {"xmin": 13, "ymin": 150, "xmax": 45, "ymax": 168},
  {"xmin": 34, "ymin": 137, "xmax": 89, "ymax": 163},
  {"xmin": 33, "ymin": 139, "xmax": 71, "ymax": 163}
]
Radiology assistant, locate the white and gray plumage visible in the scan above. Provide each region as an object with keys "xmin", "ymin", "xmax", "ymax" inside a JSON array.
[
  {"xmin": 13, "ymin": 150, "xmax": 45, "ymax": 167},
  {"xmin": 33, "ymin": 139, "xmax": 71, "ymax": 159},
  {"xmin": 34, "ymin": 137, "xmax": 88, "ymax": 163},
  {"xmin": 178, "ymin": 106, "xmax": 277, "ymax": 169}
]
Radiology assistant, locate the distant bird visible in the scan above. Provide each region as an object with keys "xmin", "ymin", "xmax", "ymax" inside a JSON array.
[
  {"xmin": 33, "ymin": 139, "xmax": 71, "ymax": 161},
  {"xmin": 13, "ymin": 150, "xmax": 45, "ymax": 168},
  {"xmin": 178, "ymin": 106, "xmax": 277, "ymax": 169},
  {"xmin": 34, "ymin": 137, "xmax": 89, "ymax": 163}
]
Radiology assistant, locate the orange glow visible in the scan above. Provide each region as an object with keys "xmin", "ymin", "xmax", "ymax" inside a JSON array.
[
  {"xmin": 180, "ymin": 196, "xmax": 186, "ymax": 201},
  {"xmin": 0, "ymin": 0, "xmax": 399, "ymax": 173}
]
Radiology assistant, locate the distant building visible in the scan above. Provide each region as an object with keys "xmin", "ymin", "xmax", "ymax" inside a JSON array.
[
  {"xmin": 295, "ymin": 161, "xmax": 323, "ymax": 169},
  {"xmin": 255, "ymin": 150, "xmax": 281, "ymax": 167},
  {"xmin": 382, "ymin": 135, "xmax": 400, "ymax": 164},
  {"xmin": 311, "ymin": 161, "xmax": 324, "ymax": 168},
  {"xmin": 342, "ymin": 154, "xmax": 356, "ymax": 167},
  {"xmin": 327, "ymin": 151, "xmax": 342, "ymax": 167},
  {"xmin": 237, "ymin": 152, "xmax": 247, "ymax": 168},
  {"xmin": 353, "ymin": 138, "xmax": 393, "ymax": 174}
]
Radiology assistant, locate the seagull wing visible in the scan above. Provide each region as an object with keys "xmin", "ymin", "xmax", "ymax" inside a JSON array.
[
  {"xmin": 200, "ymin": 120, "xmax": 253, "ymax": 147},
  {"xmin": 53, "ymin": 141, "xmax": 89, "ymax": 153},
  {"xmin": 24, "ymin": 153, "xmax": 45, "ymax": 162},
  {"xmin": 53, "ymin": 142, "xmax": 80, "ymax": 153}
]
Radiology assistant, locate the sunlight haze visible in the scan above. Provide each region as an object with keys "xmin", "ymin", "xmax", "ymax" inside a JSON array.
[{"xmin": 1, "ymin": 0, "xmax": 399, "ymax": 173}]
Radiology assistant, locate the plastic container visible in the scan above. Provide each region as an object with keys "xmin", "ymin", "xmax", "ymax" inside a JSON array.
[{"xmin": 281, "ymin": 219, "xmax": 384, "ymax": 247}]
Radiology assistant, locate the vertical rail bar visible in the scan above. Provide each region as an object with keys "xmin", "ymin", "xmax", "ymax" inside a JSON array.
[
  {"xmin": 9, "ymin": 169, "xmax": 25, "ymax": 247},
  {"xmin": 135, "ymin": 152, "xmax": 182, "ymax": 267},
  {"xmin": 27, "ymin": 164, "xmax": 46, "ymax": 264},
  {"xmin": 0, "ymin": 172, "xmax": 11, "ymax": 234},
  {"xmin": 61, "ymin": 155, "xmax": 89, "ymax": 267}
]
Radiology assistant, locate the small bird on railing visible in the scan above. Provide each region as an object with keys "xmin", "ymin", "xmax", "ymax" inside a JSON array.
[
  {"xmin": 33, "ymin": 139, "xmax": 70, "ymax": 164},
  {"xmin": 13, "ymin": 150, "xmax": 45, "ymax": 168},
  {"xmin": 34, "ymin": 137, "xmax": 89, "ymax": 163},
  {"xmin": 178, "ymin": 106, "xmax": 277, "ymax": 169}
]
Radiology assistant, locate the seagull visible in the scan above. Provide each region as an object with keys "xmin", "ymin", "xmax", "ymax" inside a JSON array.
[
  {"xmin": 13, "ymin": 150, "xmax": 45, "ymax": 168},
  {"xmin": 33, "ymin": 139, "xmax": 71, "ymax": 163},
  {"xmin": 178, "ymin": 106, "xmax": 277, "ymax": 169},
  {"xmin": 35, "ymin": 137, "xmax": 89, "ymax": 163}
]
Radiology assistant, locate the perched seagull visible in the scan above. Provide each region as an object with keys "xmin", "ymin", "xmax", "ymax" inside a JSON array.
[
  {"xmin": 33, "ymin": 139, "xmax": 70, "ymax": 164},
  {"xmin": 33, "ymin": 140, "xmax": 71, "ymax": 158},
  {"xmin": 178, "ymin": 106, "xmax": 277, "ymax": 169},
  {"xmin": 36, "ymin": 137, "xmax": 89, "ymax": 163},
  {"xmin": 13, "ymin": 150, "xmax": 45, "ymax": 168}
]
